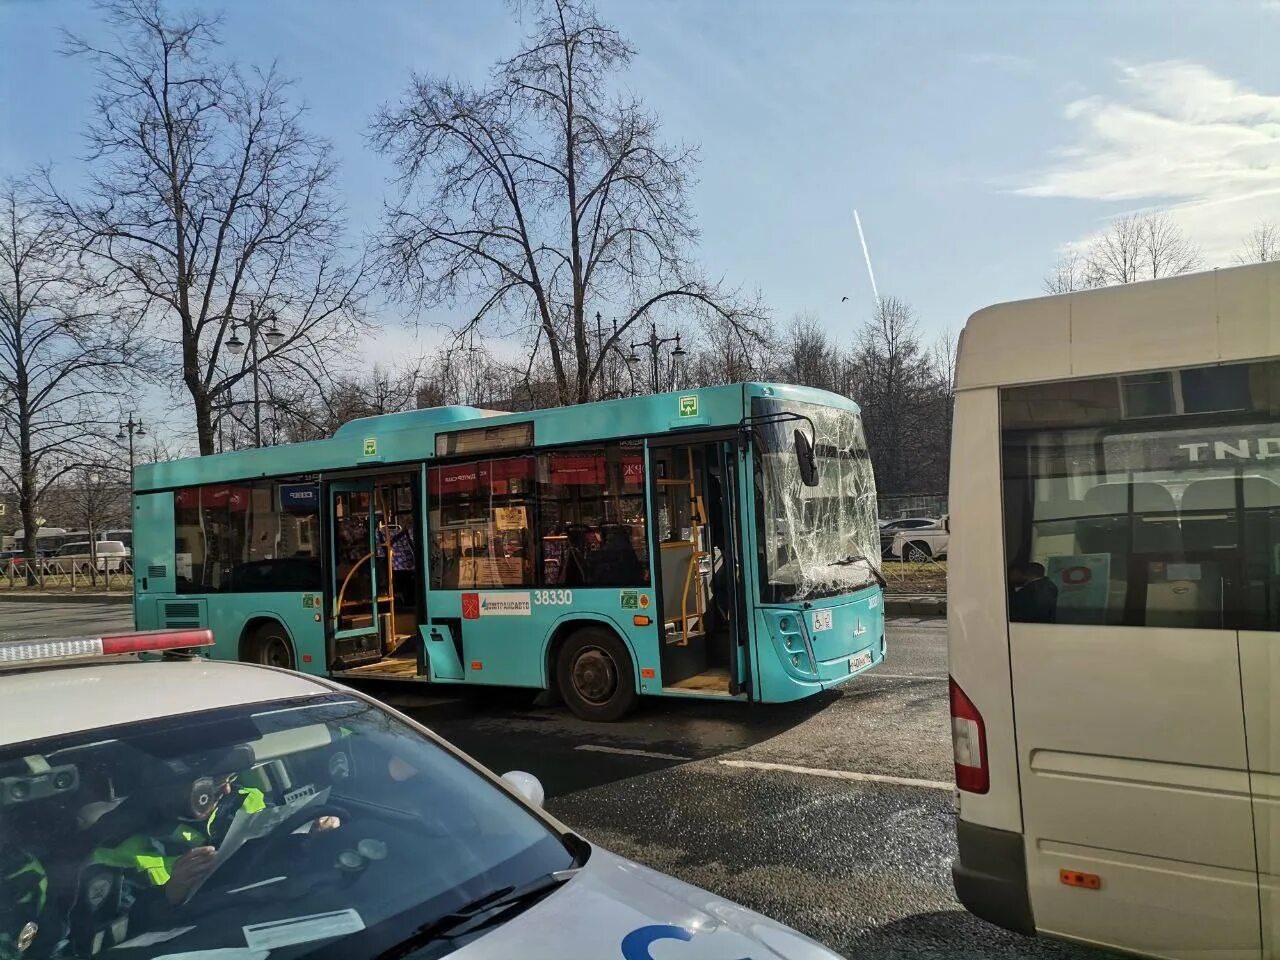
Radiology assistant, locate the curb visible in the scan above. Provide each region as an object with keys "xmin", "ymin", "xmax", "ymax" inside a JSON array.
[
  {"xmin": 884, "ymin": 596, "xmax": 946, "ymax": 618},
  {"xmin": 0, "ymin": 592, "xmax": 132, "ymax": 605}
]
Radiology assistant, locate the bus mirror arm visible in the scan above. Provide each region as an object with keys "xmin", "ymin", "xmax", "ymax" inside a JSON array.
[
  {"xmin": 793, "ymin": 429, "xmax": 819, "ymax": 488},
  {"xmin": 739, "ymin": 411, "xmax": 820, "ymax": 487}
]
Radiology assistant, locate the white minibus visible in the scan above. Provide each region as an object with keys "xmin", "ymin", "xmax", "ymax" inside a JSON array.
[{"xmin": 949, "ymin": 261, "xmax": 1278, "ymax": 958}]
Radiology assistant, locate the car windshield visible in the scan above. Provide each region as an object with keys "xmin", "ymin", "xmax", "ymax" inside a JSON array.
[
  {"xmin": 752, "ymin": 396, "xmax": 881, "ymax": 603},
  {"xmin": 0, "ymin": 694, "xmax": 575, "ymax": 959}
]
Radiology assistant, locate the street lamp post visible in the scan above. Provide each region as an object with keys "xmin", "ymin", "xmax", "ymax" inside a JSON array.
[
  {"xmin": 626, "ymin": 320, "xmax": 687, "ymax": 394},
  {"xmin": 225, "ymin": 308, "xmax": 285, "ymax": 447},
  {"xmin": 116, "ymin": 414, "xmax": 145, "ymax": 473}
]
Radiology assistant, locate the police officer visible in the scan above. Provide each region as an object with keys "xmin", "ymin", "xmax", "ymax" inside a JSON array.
[{"xmin": 90, "ymin": 770, "xmax": 267, "ymax": 907}]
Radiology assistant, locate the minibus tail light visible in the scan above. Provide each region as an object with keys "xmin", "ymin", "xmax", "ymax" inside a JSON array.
[{"xmin": 949, "ymin": 676, "xmax": 989, "ymax": 794}]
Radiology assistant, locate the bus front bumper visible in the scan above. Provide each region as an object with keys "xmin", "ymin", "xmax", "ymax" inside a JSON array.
[{"xmin": 952, "ymin": 818, "xmax": 1036, "ymax": 936}]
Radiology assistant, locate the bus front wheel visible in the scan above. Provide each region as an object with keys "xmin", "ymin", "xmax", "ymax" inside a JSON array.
[
  {"xmin": 556, "ymin": 626, "xmax": 637, "ymax": 722},
  {"xmin": 245, "ymin": 622, "xmax": 295, "ymax": 670}
]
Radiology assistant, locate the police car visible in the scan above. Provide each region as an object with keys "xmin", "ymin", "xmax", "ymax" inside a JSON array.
[{"xmin": 0, "ymin": 629, "xmax": 839, "ymax": 959}]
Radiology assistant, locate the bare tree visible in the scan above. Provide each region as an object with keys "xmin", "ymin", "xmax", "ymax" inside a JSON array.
[
  {"xmin": 686, "ymin": 315, "xmax": 774, "ymax": 388},
  {"xmin": 370, "ymin": 0, "xmax": 765, "ymax": 406},
  {"xmin": 770, "ymin": 312, "xmax": 838, "ymax": 391},
  {"xmin": 1043, "ymin": 249, "xmax": 1087, "ymax": 294},
  {"xmin": 1051, "ymin": 210, "xmax": 1202, "ymax": 290},
  {"xmin": 1235, "ymin": 220, "xmax": 1280, "ymax": 265},
  {"xmin": 66, "ymin": 465, "xmax": 131, "ymax": 586},
  {"xmin": 849, "ymin": 296, "xmax": 943, "ymax": 495},
  {"xmin": 0, "ymin": 182, "xmax": 139, "ymax": 577},
  {"xmin": 272, "ymin": 365, "xmax": 410, "ymax": 443},
  {"xmin": 51, "ymin": 0, "xmax": 368, "ymax": 455}
]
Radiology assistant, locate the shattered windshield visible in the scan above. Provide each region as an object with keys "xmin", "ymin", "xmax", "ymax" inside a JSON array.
[{"xmin": 752, "ymin": 397, "xmax": 880, "ymax": 603}]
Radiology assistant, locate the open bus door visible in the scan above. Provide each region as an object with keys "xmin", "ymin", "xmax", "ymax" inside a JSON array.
[
  {"xmin": 328, "ymin": 480, "xmax": 381, "ymax": 666},
  {"xmin": 650, "ymin": 437, "xmax": 749, "ymax": 697}
]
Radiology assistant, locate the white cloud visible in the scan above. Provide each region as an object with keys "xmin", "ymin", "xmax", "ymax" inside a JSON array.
[{"xmin": 1021, "ymin": 60, "xmax": 1280, "ymax": 262}]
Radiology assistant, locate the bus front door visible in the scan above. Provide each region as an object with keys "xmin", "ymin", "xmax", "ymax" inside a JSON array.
[
  {"xmin": 651, "ymin": 439, "xmax": 747, "ymax": 697},
  {"xmin": 329, "ymin": 481, "xmax": 381, "ymax": 666}
]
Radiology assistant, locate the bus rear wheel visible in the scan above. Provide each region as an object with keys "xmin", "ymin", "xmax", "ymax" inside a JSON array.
[
  {"xmin": 556, "ymin": 626, "xmax": 637, "ymax": 722},
  {"xmin": 245, "ymin": 622, "xmax": 295, "ymax": 670}
]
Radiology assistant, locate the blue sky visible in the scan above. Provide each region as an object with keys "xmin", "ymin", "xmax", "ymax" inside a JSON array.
[{"xmin": 4, "ymin": 0, "xmax": 1279, "ymax": 372}]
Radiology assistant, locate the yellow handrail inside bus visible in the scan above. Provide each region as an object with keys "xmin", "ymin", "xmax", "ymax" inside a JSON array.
[{"xmin": 335, "ymin": 552, "xmax": 373, "ymax": 629}]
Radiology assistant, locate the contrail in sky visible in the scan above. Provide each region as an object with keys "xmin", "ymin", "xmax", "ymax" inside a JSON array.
[{"xmin": 853, "ymin": 209, "xmax": 880, "ymax": 310}]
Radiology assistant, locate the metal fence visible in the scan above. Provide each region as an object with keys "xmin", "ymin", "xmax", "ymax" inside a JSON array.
[
  {"xmin": 1, "ymin": 557, "xmax": 134, "ymax": 592},
  {"xmin": 877, "ymin": 494, "xmax": 948, "ymax": 520}
]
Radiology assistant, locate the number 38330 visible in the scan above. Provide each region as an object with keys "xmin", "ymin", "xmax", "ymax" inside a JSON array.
[{"xmin": 534, "ymin": 589, "xmax": 573, "ymax": 605}]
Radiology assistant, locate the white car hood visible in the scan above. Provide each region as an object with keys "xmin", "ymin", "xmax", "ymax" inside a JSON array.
[{"xmin": 452, "ymin": 846, "xmax": 839, "ymax": 960}]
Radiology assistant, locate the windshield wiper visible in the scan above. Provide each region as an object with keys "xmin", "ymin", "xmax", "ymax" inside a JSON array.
[
  {"xmin": 374, "ymin": 869, "xmax": 580, "ymax": 960},
  {"xmin": 828, "ymin": 554, "xmax": 887, "ymax": 589}
]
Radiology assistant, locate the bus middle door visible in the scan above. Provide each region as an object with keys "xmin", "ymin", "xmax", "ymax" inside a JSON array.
[
  {"xmin": 651, "ymin": 438, "xmax": 747, "ymax": 697},
  {"xmin": 328, "ymin": 480, "xmax": 381, "ymax": 666}
]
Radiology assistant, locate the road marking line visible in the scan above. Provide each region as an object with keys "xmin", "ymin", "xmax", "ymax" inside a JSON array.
[
  {"xmin": 718, "ymin": 759, "xmax": 952, "ymax": 792},
  {"xmin": 868, "ymin": 672, "xmax": 946, "ymax": 680},
  {"xmin": 575, "ymin": 744, "xmax": 689, "ymax": 762}
]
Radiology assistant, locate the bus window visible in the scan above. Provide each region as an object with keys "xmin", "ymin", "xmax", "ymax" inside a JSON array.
[
  {"xmin": 1001, "ymin": 360, "xmax": 1280, "ymax": 630},
  {"xmin": 429, "ymin": 457, "xmax": 535, "ymax": 589},
  {"xmin": 537, "ymin": 446, "xmax": 648, "ymax": 588},
  {"xmin": 173, "ymin": 478, "xmax": 321, "ymax": 593}
]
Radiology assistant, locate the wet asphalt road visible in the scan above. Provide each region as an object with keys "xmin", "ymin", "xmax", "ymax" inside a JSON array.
[
  {"xmin": 368, "ymin": 620, "xmax": 1108, "ymax": 960},
  {"xmin": 2, "ymin": 603, "xmax": 1110, "ymax": 959}
]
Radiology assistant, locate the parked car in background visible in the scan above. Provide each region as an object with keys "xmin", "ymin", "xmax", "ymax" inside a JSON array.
[
  {"xmin": 890, "ymin": 516, "xmax": 948, "ymax": 561},
  {"xmin": 50, "ymin": 539, "xmax": 131, "ymax": 573},
  {"xmin": 878, "ymin": 517, "xmax": 938, "ymax": 557}
]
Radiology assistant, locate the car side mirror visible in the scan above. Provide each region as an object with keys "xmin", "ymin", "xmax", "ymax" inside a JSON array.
[
  {"xmin": 794, "ymin": 429, "xmax": 819, "ymax": 487},
  {"xmin": 501, "ymin": 770, "xmax": 545, "ymax": 808}
]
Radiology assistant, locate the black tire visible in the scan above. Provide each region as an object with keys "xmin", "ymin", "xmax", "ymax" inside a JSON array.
[
  {"xmin": 905, "ymin": 540, "xmax": 932, "ymax": 562},
  {"xmin": 555, "ymin": 625, "xmax": 637, "ymax": 722},
  {"xmin": 244, "ymin": 621, "xmax": 295, "ymax": 670}
]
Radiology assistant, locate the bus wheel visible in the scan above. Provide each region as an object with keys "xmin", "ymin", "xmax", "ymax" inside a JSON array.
[
  {"xmin": 556, "ymin": 626, "xmax": 637, "ymax": 722},
  {"xmin": 245, "ymin": 622, "xmax": 295, "ymax": 670}
]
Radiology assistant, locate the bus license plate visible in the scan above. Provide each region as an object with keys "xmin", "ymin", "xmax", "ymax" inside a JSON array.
[{"xmin": 848, "ymin": 650, "xmax": 873, "ymax": 673}]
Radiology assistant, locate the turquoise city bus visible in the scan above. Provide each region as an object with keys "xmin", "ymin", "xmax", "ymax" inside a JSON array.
[{"xmin": 132, "ymin": 383, "xmax": 885, "ymax": 719}]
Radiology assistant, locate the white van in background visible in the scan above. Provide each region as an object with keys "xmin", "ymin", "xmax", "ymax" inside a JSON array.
[{"xmin": 51, "ymin": 539, "xmax": 131, "ymax": 573}]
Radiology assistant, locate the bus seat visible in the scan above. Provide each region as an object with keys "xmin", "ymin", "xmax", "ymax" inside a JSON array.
[
  {"xmin": 1180, "ymin": 477, "xmax": 1242, "ymax": 553},
  {"xmin": 584, "ymin": 526, "xmax": 644, "ymax": 586},
  {"xmin": 1242, "ymin": 474, "xmax": 1280, "ymax": 508},
  {"xmin": 1075, "ymin": 482, "xmax": 1129, "ymax": 556},
  {"xmin": 1130, "ymin": 482, "xmax": 1180, "ymax": 555},
  {"xmin": 661, "ymin": 542, "xmax": 693, "ymax": 623}
]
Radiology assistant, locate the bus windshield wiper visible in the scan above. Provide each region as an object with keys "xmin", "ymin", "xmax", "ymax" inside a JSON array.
[
  {"xmin": 374, "ymin": 869, "xmax": 580, "ymax": 960},
  {"xmin": 828, "ymin": 554, "xmax": 887, "ymax": 589}
]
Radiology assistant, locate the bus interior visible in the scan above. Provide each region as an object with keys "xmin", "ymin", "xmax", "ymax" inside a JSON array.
[
  {"xmin": 651, "ymin": 439, "xmax": 745, "ymax": 697},
  {"xmin": 328, "ymin": 470, "xmax": 426, "ymax": 679},
  {"xmin": 323, "ymin": 440, "xmax": 749, "ymax": 697}
]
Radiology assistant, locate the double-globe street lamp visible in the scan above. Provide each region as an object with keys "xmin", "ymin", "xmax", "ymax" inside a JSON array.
[
  {"xmin": 225, "ymin": 309, "xmax": 285, "ymax": 448},
  {"xmin": 115, "ymin": 414, "xmax": 145, "ymax": 474},
  {"xmin": 626, "ymin": 320, "xmax": 687, "ymax": 394}
]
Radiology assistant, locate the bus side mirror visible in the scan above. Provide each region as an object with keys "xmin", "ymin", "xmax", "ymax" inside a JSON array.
[
  {"xmin": 944, "ymin": 515, "xmax": 950, "ymax": 532},
  {"xmin": 794, "ymin": 429, "xmax": 819, "ymax": 487}
]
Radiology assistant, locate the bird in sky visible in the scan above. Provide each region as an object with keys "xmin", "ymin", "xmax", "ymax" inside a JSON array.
[{"xmin": 840, "ymin": 296, "xmax": 849, "ymax": 302}]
